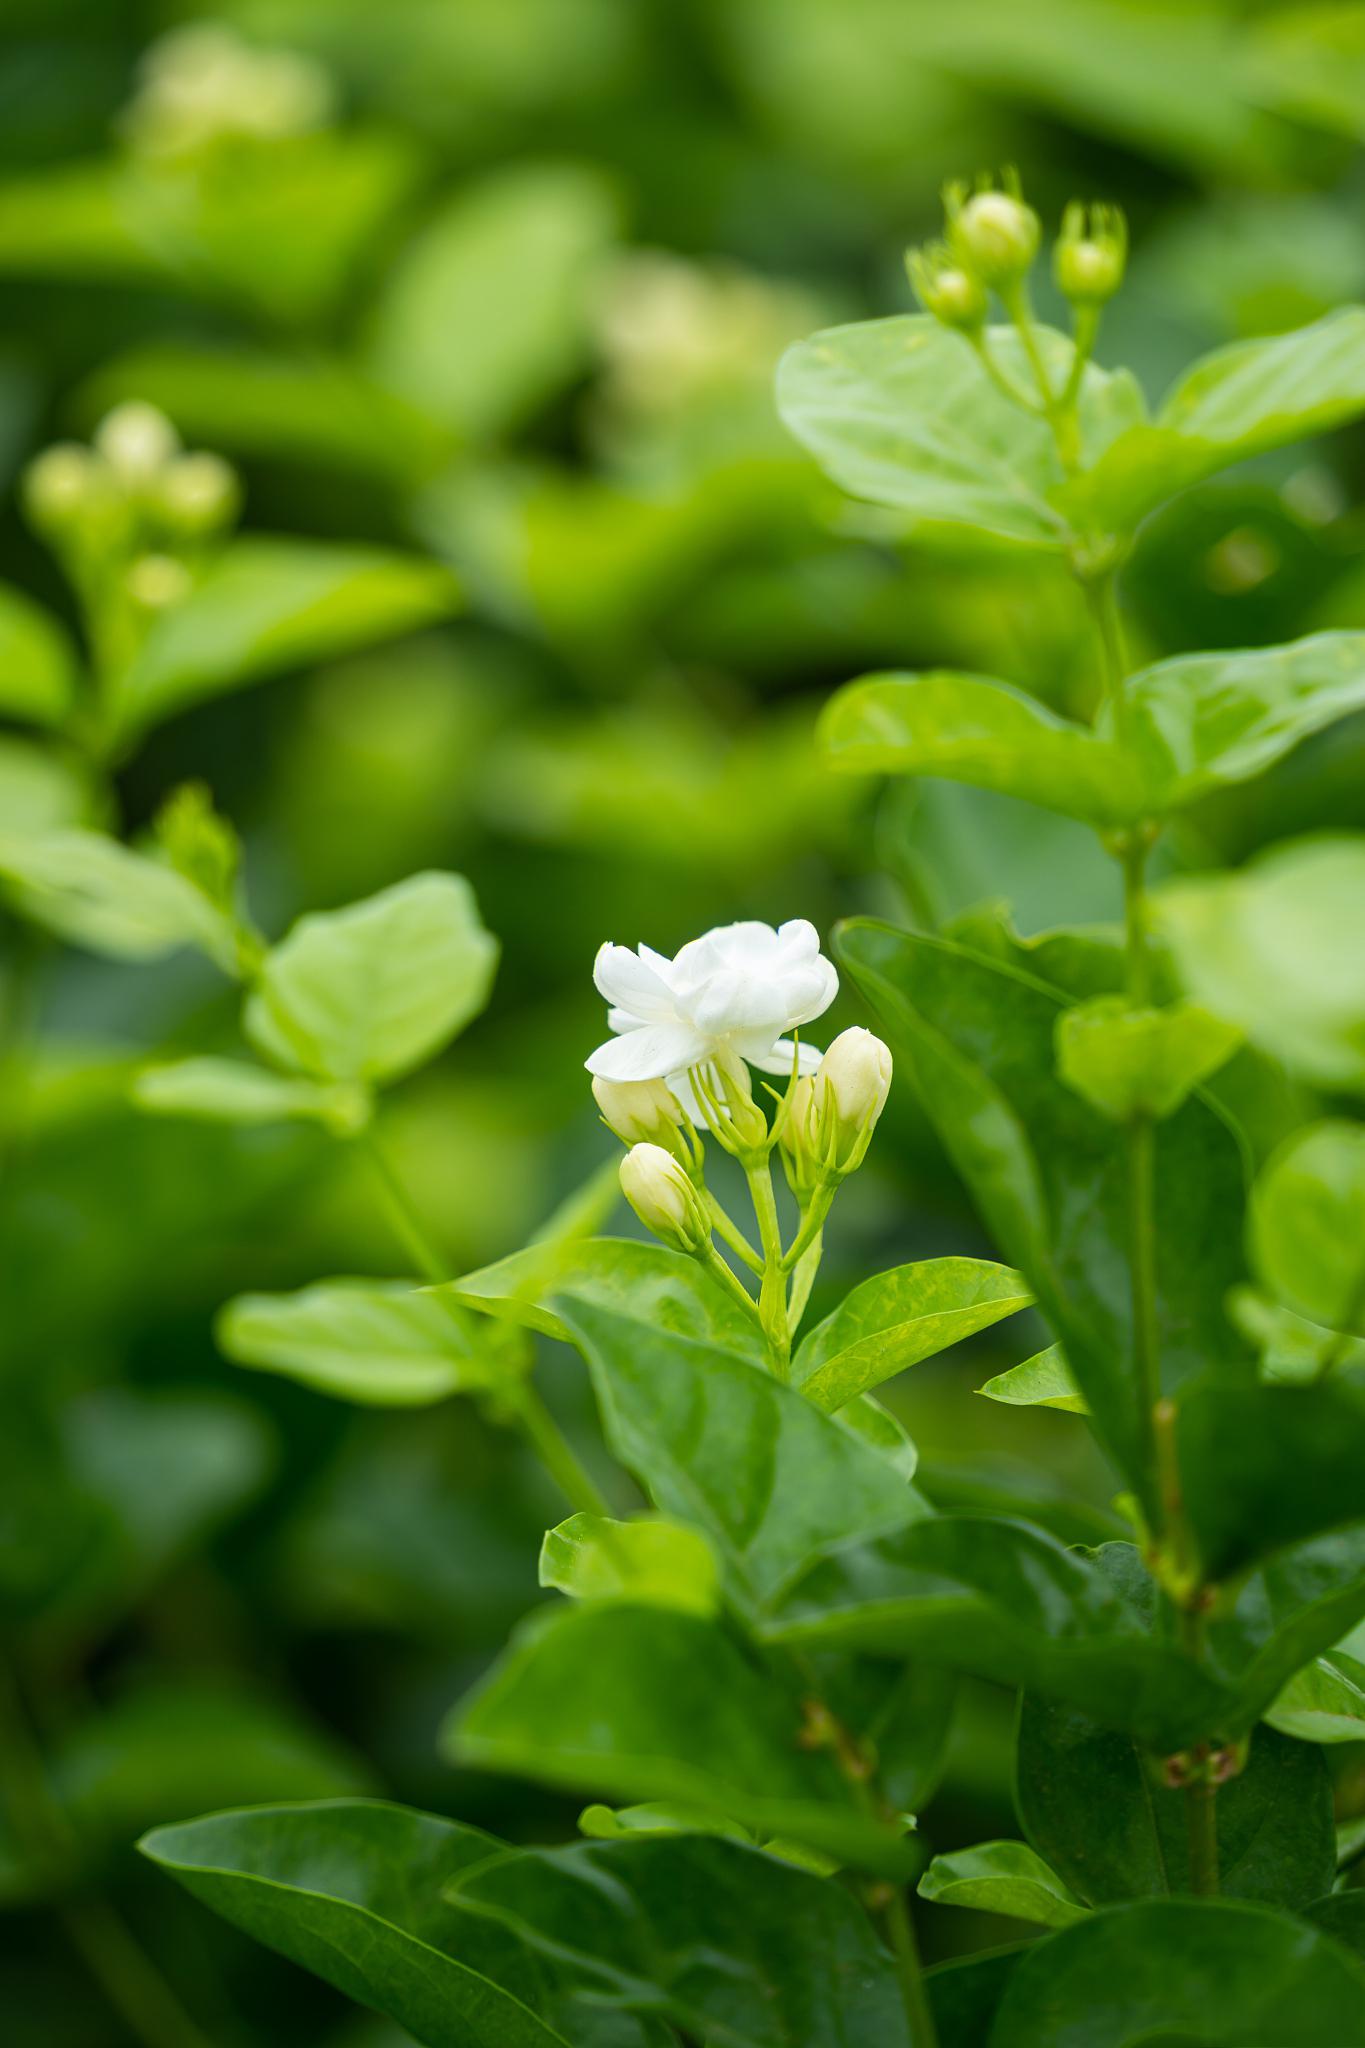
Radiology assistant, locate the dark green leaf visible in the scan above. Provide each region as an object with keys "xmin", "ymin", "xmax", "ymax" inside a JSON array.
[{"xmin": 918, "ymin": 1839, "xmax": 1089, "ymax": 1928}]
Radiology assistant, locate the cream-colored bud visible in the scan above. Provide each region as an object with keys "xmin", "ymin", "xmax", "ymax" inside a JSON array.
[
  {"xmin": 821, "ymin": 1027, "xmax": 893, "ymax": 1145},
  {"xmin": 94, "ymin": 401, "xmax": 180, "ymax": 483},
  {"xmin": 158, "ymin": 451, "xmax": 240, "ymax": 536},
  {"xmin": 593, "ymin": 1074, "xmax": 687, "ymax": 1150},
  {"xmin": 620, "ymin": 1143, "xmax": 711, "ymax": 1255},
  {"xmin": 950, "ymin": 189, "xmax": 1040, "ymax": 289},
  {"xmin": 782, "ymin": 1028, "xmax": 893, "ymax": 1190},
  {"xmin": 1054, "ymin": 203, "xmax": 1127, "ymax": 309},
  {"xmin": 23, "ymin": 444, "xmax": 100, "ymax": 532},
  {"xmin": 126, "ymin": 552, "xmax": 193, "ymax": 611},
  {"xmin": 906, "ymin": 245, "xmax": 988, "ymax": 332}
]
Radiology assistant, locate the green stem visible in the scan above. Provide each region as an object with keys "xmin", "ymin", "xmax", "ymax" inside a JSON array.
[
  {"xmin": 698, "ymin": 1240, "xmax": 764, "ymax": 1325},
  {"xmin": 1057, "ymin": 302, "xmax": 1100, "ymax": 414},
  {"xmin": 786, "ymin": 1229, "xmax": 824, "ymax": 1335},
  {"xmin": 1178, "ymin": 1609, "xmax": 1220, "ymax": 1896},
  {"xmin": 781, "ymin": 1182, "xmax": 835, "ymax": 1273},
  {"xmin": 745, "ymin": 1158, "xmax": 790, "ymax": 1377},
  {"xmin": 1083, "ymin": 567, "xmax": 1133, "ymax": 748},
  {"xmin": 883, "ymin": 1883, "xmax": 938, "ymax": 2048},
  {"xmin": 1000, "ymin": 280, "xmax": 1055, "ymax": 408},
  {"xmin": 1128, "ymin": 1112, "xmax": 1160, "ymax": 1474},
  {"xmin": 968, "ymin": 331, "xmax": 1043, "ymax": 414},
  {"xmin": 0, "ymin": 1658, "xmax": 218, "ymax": 2048},
  {"xmin": 358, "ymin": 1131, "xmax": 609, "ymax": 1517},
  {"xmin": 704, "ymin": 1187, "xmax": 763, "ymax": 1273}
]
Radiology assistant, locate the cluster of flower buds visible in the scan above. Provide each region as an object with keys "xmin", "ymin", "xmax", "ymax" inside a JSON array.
[
  {"xmin": 23, "ymin": 401, "xmax": 239, "ymax": 625},
  {"xmin": 907, "ymin": 170, "xmax": 1126, "ymax": 331},
  {"xmin": 779, "ymin": 1028, "xmax": 894, "ymax": 1202},
  {"xmin": 120, "ymin": 23, "xmax": 335, "ymax": 162}
]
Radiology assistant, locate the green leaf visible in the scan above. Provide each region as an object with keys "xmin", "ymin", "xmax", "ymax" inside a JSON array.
[
  {"xmin": 1229, "ymin": 1289, "xmax": 1365, "ymax": 1385},
  {"xmin": 0, "ymin": 582, "xmax": 78, "ymax": 727},
  {"xmin": 450, "ymin": 1833, "xmax": 913, "ymax": 2048},
  {"xmin": 0, "ymin": 829, "xmax": 237, "ymax": 967},
  {"xmin": 1175, "ymin": 1379, "xmax": 1365, "ymax": 1580},
  {"xmin": 133, "ymin": 1058, "xmax": 371, "ymax": 1134},
  {"xmin": 918, "ymin": 1839, "xmax": 1089, "ymax": 1929},
  {"xmin": 1157, "ymin": 836, "xmax": 1365, "ymax": 1094},
  {"xmin": 1070, "ymin": 306, "xmax": 1365, "ymax": 533},
  {"xmin": 446, "ymin": 1602, "xmax": 914, "ymax": 1878},
  {"xmin": 368, "ymin": 163, "xmax": 621, "ymax": 440},
  {"xmin": 926, "ymin": 1947, "xmax": 1022, "ymax": 2044},
  {"xmin": 791, "ymin": 1256, "xmax": 1032, "ymax": 1410},
  {"xmin": 768, "ymin": 1519, "xmax": 1222, "ymax": 1754},
  {"xmin": 994, "ymin": 1896, "xmax": 1365, "ymax": 2046},
  {"xmin": 451, "ymin": 1239, "xmax": 923, "ymax": 1612},
  {"xmin": 838, "ymin": 919, "xmax": 1249, "ymax": 1506},
  {"xmin": 1056, "ymin": 997, "xmax": 1241, "ymax": 1122},
  {"xmin": 0, "ymin": 734, "xmax": 92, "ymax": 840},
  {"xmin": 978, "ymin": 1343, "xmax": 1088, "ymax": 1414},
  {"xmin": 777, "ymin": 315, "xmax": 1143, "ymax": 548},
  {"xmin": 218, "ymin": 1279, "xmax": 502, "ymax": 1407},
  {"xmin": 140, "ymin": 1801, "xmax": 573, "ymax": 2048},
  {"xmin": 819, "ymin": 670, "xmax": 1136, "ymax": 827},
  {"xmin": 539, "ymin": 1514, "xmax": 720, "ymax": 1618},
  {"xmin": 1266, "ymin": 1651, "xmax": 1365, "ymax": 1744},
  {"xmin": 1250, "ymin": 1121, "xmax": 1365, "ymax": 1334},
  {"xmin": 245, "ymin": 872, "xmax": 498, "ymax": 1084},
  {"xmin": 1017, "ymin": 1695, "xmax": 1334, "ymax": 1910},
  {"xmin": 116, "ymin": 538, "xmax": 459, "ymax": 735}
]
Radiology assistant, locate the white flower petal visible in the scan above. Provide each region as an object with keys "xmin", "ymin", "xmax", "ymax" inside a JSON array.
[
  {"xmin": 586, "ymin": 1020, "xmax": 709, "ymax": 1081},
  {"xmin": 751, "ymin": 1037, "xmax": 824, "ymax": 1076},
  {"xmin": 593, "ymin": 942, "xmax": 677, "ymax": 1022}
]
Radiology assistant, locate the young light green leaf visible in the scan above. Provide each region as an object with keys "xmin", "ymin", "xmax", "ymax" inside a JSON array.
[
  {"xmin": 447, "ymin": 1602, "xmax": 915, "ymax": 1878},
  {"xmin": 368, "ymin": 163, "xmax": 621, "ymax": 440},
  {"xmin": 1265, "ymin": 1651, "xmax": 1365, "ymax": 1744},
  {"xmin": 1069, "ymin": 305, "xmax": 1365, "ymax": 533},
  {"xmin": 1249, "ymin": 1122, "xmax": 1365, "ymax": 1334},
  {"xmin": 917, "ymin": 1839, "xmax": 1089, "ymax": 1929},
  {"xmin": 1056, "ymin": 996, "xmax": 1241, "ymax": 1122},
  {"xmin": 993, "ymin": 1897, "xmax": 1365, "ymax": 2047},
  {"xmin": 218, "ymin": 1279, "xmax": 502, "ymax": 1407},
  {"xmin": 450, "ymin": 1833, "xmax": 914, "ymax": 2048},
  {"xmin": 0, "ymin": 735, "xmax": 92, "ymax": 840},
  {"xmin": 245, "ymin": 872, "xmax": 498, "ymax": 1084},
  {"xmin": 777, "ymin": 315, "xmax": 1143, "ymax": 548},
  {"xmin": 140, "ymin": 1801, "xmax": 574, "ymax": 2048},
  {"xmin": 539, "ymin": 1514, "xmax": 720, "ymax": 1618},
  {"xmin": 1230, "ymin": 1288, "xmax": 1365, "ymax": 1384},
  {"xmin": 978, "ymin": 1343, "xmax": 1088, "ymax": 1414},
  {"xmin": 791, "ymin": 1256, "xmax": 1033, "ymax": 1411},
  {"xmin": 0, "ymin": 582, "xmax": 78, "ymax": 727},
  {"xmin": 1157, "ymin": 836, "xmax": 1365, "ymax": 1094},
  {"xmin": 0, "ymin": 829, "xmax": 238, "ymax": 967},
  {"xmin": 115, "ymin": 538, "xmax": 460, "ymax": 735},
  {"xmin": 133, "ymin": 1058, "xmax": 370, "ymax": 1134}
]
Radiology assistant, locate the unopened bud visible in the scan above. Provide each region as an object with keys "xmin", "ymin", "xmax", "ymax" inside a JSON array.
[
  {"xmin": 126, "ymin": 552, "xmax": 193, "ymax": 611},
  {"xmin": 23, "ymin": 444, "xmax": 101, "ymax": 534},
  {"xmin": 593, "ymin": 1074, "xmax": 689, "ymax": 1154},
  {"xmin": 781, "ymin": 1028, "xmax": 893, "ymax": 1191},
  {"xmin": 157, "ymin": 451, "xmax": 240, "ymax": 537},
  {"xmin": 946, "ymin": 176, "xmax": 1040, "ymax": 290},
  {"xmin": 620, "ymin": 1143, "xmax": 711, "ymax": 1255},
  {"xmin": 1054, "ymin": 202, "xmax": 1127, "ymax": 308},
  {"xmin": 94, "ymin": 401, "xmax": 180, "ymax": 484},
  {"xmin": 695, "ymin": 1049, "xmax": 770, "ymax": 1158},
  {"xmin": 906, "ymin": 243, "xmax": 988, "ymax": 333}
]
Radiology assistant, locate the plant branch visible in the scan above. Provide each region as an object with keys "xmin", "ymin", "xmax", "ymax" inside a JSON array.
[{"xmin": 745, "ymin": 1158, "xmax": 791, "ymax": 1377}]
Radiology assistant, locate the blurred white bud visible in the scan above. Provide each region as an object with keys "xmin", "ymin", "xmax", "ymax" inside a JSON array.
[
  {"xmin": 126, "ymin": 553, "xmax": 193, "ymax": 611},
  {"xmin": 593, "ymin": 1074, "xmax": 689, "ymax": 1152},
  {"xmin": 23, "ymin": 444, "xmax": 101, "ymax": 533},
  {"xmin": 906, "ymin": 243, "xmax": 988, "ymax": 333},
  {"xmin": 157, "ymin": 451, "xmax": 241, "ymax": 537},
  {"xmin": 95, "ymin": 402, "xmax": 180, "ymax": 485},
  {"xmin": 121, "ymin": 23, "xmax": 335, "ymax": 159},
  {"xmin": 946, "ymin": 175, "xmax": 1040, "ymax": 290},
  {"xmin": 1054, "ymin": 202, "xmax": 1127, "ymax": 309},
  {"xmin": 620, "ymin": 1143, "xmax": 711, "ymax": 1255}
]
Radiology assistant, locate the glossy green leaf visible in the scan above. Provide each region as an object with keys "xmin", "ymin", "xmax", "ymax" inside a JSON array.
[
  {"xmin": 919, "ymin": 1839, "xmax": 1089, "ymax": 1929},
  {"xmin": 451, "ymin": 1833, "xmax": 913, "ymax": 2048},
  {"xmin": 791, "ymin": 1256, "xmax": 1032, "ymax": 1411},
  {"xmin": 0, "ymin": 734, "xmax": 92, "ymax": 840},
  {"xmin": 1056, "ymin": 997, "xmax": 1241, "ymax": 1122},
  {"xmin": 1070, "ymin": 305, "xmax": 1365, "ymax": 533},
  {"xmin": 777, "ymin": 316, "xmax": 1143, "ymax": 548},
  {"xmin": 1250, "ymin": 1122, "xmax": 1365, "ymax": 1334},
  {"xmin": 368, "ymin": 163, "xmax": 620, "ymax": 440},
  {"xmin": 245, "ymin": 872, "xmax": 498, "ymax": 1084},
  {"xmin": 116, "ymin": 538, "xmax": 459, "ymax": 735},
  {"xmin": 1229, "ymin": 1288, "xmax": 1365, "ymax": 1385},
  {"xmin": 978, "ymin": 1343, "xmax": 1088, "ymax": 1413},
  {"xmin": 447, "ymin": 1601, "xmax": 914, "ymax": 1877},
  {"xmin": 1017, "ymin": 1695, "xmax": 1334, "ymax": 1910},
  {"xmin": 819, "ymin": 670, "xmax": 1136, "ymax": 827},
  {"xmin": 133, "ymin": 1058, "xmax": 371, "ymax": 1133},
  {"xmin": 451, "ymin": 1238, "xmax": 922, "ymax": 1611},
  {"xmin": 0, "ymin": 581, "xmax": 78, "ymax": 727},
  {"xmin": 1156, "ymin": 835, "xmax": 1365, "ymax": 1094},
  {"xmin": 218, "ymin": 1279, "xmax": 501, "ymax": 1406},
  {"xmin": 1266, "ymin": 1649, "xmax": 1365, "ymax": 1743},
  {"xmin": 1176, "ymin": 1378, "xmax": 1365, "ymax": 1580},
  {"xmin": 838, "ymin": 919, "xmax": 1249, "ymax": 1505},
  {"xmin": 141, "ymin": 1801, "xmax": 573, "ymax": 2048},
  {"xmin": 539, "ymin": 1513, "xmax": 720, "ymax": 1617},
  {"xmin": 999, "ymin": 1896, "xmax": 1365, "ymax": 2045},
  {"xmin": 0, "ymin": 829, "xmax": 237, "ymax": 967}
]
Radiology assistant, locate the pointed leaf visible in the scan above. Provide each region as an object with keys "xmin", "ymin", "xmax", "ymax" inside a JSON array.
[
  {"xmin": 133, "ymin": 1058, "xmax": 370, "ymax": 1133},
  {"xmin": 978, "ymin": 1344, "xmax": 1088, "ymax": 1414},
  {"xmin": 0, "ymin": 829, "xmax": 237, "ymax": 967},
  {"xmin": 1055, "ymin": 997, "xmax": 1240, "ymax": 1122},
  {"xmin": 792, "ymin": 1256, "xmax": 1032, "ymax": 1411},
  {"xmin": 539, "ymin": 1514, "xmax": 720, "ymax": 1618},
  {"xmin": 918, "ymin": 1839, "xmax": 1089, "ymax": 1929},
  {"xmin": 218, "ymin": 1279, "xmax": 501, "ymax": 1406},
  {"xmin": 1249, "ymin": 1121, "xmax": 1365, "ymax": 1334}
]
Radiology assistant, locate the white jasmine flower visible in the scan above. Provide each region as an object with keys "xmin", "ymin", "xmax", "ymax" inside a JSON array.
[{"xmin": 587, "ymin": 919, "xmax": 837, "ymax": 1087}]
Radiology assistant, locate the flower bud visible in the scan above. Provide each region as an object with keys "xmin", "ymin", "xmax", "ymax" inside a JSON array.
[
  {"xmin": 620, "ymin": 1143, "xmax": 711, "ymax": 1255},
  {"xmin": 157, "ymin": 451, "xmax": 241, "ymax": 537},
  {"xmin": 94, "ymin": 401, "xmax": 180, "ymax": 485},
  {"xmin": 906, "ymin": 243, "xmax": 988, "ymax": 333},
  {"xmin": 946, "ymin": 176, "xmax": 1040, "ymax": 290},
  {"xmin": 22, "ymin": 444, "xmax": 101, "ymax": 535},
  {"xmin": 781, "ymin": 1028, "xmax": 893, "ymax": 1191},
  {"xmin": 1053, "ymin": 202, "xmax": 1127, "ymax": 308},
  {"xmin": 126, "ymin": 552, "xmax": 193, "ymax": 611},
  {"xmin": 695, "ymin": 1049, "xmax": 770, "ymax": 1158},
  {"xmin": 593, "ymin": 1074, "xmax": 689, "ymax": 1153}
]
